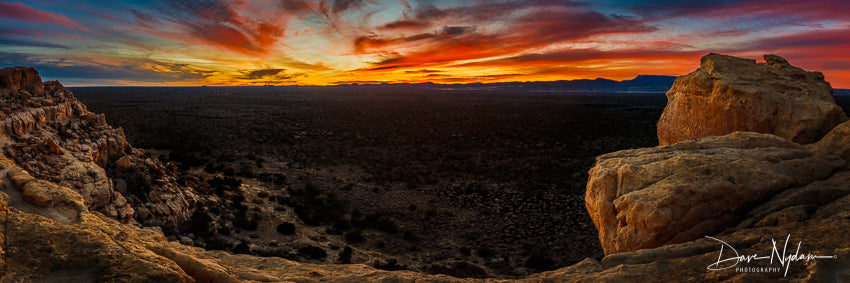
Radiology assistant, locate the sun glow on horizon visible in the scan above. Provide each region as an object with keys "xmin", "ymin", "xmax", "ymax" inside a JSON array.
[{"xmin": 2, "ymin": 0, "xmax": 849, "ymax": 88}]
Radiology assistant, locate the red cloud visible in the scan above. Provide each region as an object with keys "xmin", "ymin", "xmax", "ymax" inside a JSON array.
[
  {"xmin": 354, "ymin": 5, "xmax": 656, "ymax": 71},
  {"xmin": 160, "ymin": 0, "xmax": 288, "ymax": 56},
  {"xmin": 0, "ymin": 1, "xmax": 89, "ymax": 31}
]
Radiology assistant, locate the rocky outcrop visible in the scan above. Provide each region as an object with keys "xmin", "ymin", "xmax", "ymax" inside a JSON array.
[
  {"xmin": 578, "ymin": 53, "xmax": 850, "ymax": 281},
  {"xmin": 590, "ymin": 54, "xmax": 850, "ymax": 256},
  {"xmin": 585, "ymin": 132, "xmax": 843, "ymax": 254},
  {"xmin": 0, "ymin": 66, "xmax": 43, "ymax": 94},
  {"xmin": 808, "ymin": 120, "xmax": 850, "ymax": 164},
  {"xmin": 0, "ymin": 164, "xmax": 457, "ymax": 282},
  {"xmin": 0, "ymin": 66, "xmax": 195, "ymax": 225},
  {"xmin": 657, "ymin": 53, "xmax": 847, "ymax": 145}
]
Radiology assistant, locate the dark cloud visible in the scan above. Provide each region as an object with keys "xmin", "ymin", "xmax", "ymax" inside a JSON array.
[
  {"xmin": 365, "ymin": 64, "xmax": 415, "ymax": 71},
  {"xmin": 613, "ymin": 0, "xmax": 850, "ymax": 23},
  {"xmin": 130, "ymin": 9, "xmax": 157, "ymax": 23},
  {"xmin": 0, "ymin": 38, "xmax": 71, "ymax": 49},
  {"xmin": 608, "ymin": 0, "xmax": 740, "ymax": 18},
  {"xmin": 454, "ymin": 48, "xmax": 705, "ymax": 68},
  {"xmin": 379, "ymin": 19, "xmax": 430, "ymax": 30},
  {"xmin": 397, "ymin": 0, "xmax": 411, "ymax": 11},
  {"xmin": 745, "ymin": 29, "xmax": 850, "ymax": 50},
  {"xmin": 440, "ymin": 26, "xmax": 474, "ymax": 36},
  {"xmin": 246, "ymin": 68, "xmax": 286, "ymax": 79},
  {"xmin": 412, "ymin": 4, "xmax": 447, "ymax": 21},
  {"xmin": 404, "ymin": 69, "xmax": 441, "ymax": 74},
  {"xmin": 280, "ymin": 0, "xmax": 315, "ymax": 13},
  {"xmin": 169, "ymin": 0, "xmax": 243, "ymax": 26},
  {"xmin": 355, "ymin": 26, "xmax": 475, "ymax": 53},
  {"xmin": 331, "ymin": 0, "xmax": 365, "ymax": 14},
  {"xmin": 506, "ymin": 9, "xmax": 655, "ymax": 45}
]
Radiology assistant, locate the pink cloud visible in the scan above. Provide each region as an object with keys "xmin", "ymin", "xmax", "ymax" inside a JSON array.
[{"xmin": 0, "ymin": 1, "xmax": 90, "ymax": 31}]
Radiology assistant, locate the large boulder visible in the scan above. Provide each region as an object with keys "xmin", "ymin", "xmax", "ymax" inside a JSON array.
[
  {"xmin": 657, "ymin": 53, "xmax": 847, "ymax": 145},
  {"xmin": 0, "ymin": 66, "xmax": 44, "ymax": 94},
  {"xmin": 585, "ymin": 132, "xmax": 843, "ymax": 255}
]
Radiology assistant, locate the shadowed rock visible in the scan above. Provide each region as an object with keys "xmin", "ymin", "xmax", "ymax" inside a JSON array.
[
  {"xmin": 0, "ymin": 66, "xmax": 195, "ymax": 225},
  {"xmin": 0, "ymin": 66, "xmax": 44, "ymax": 94},
  {"xmin": 657, "ymin": 53, "xmax": 847, "ymax": 145},
  {"xmin": 586, "ymin": 132, "xmax": 843, "ymax": 255},
  {"xmin": 582, "ymin": 53, "xmax": 850, "ymax": 280}
]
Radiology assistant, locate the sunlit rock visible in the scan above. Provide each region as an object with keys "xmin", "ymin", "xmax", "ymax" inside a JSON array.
[{"xmin": 657, "ymin": 53, "xmax": 846, "ymax": 145}]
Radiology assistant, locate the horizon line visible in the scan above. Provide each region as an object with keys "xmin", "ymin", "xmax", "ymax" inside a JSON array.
[{"xmin": 59, "ymin": 75, "xmax": 679, "ymax": 88}]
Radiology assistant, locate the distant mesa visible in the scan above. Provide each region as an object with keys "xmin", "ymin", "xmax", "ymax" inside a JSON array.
[
  {"xmin": 657, "ymin": 53, "xmax": 847, "ymax": 145},
  {"xmin": 328, "ymin": 75, "xmax": 677, "ymax": 93}
]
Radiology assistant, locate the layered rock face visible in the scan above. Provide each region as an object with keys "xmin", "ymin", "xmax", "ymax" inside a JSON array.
[
  {"xmin": 581, "ymin": 54, "xmax": 850, "ymax": 280},
  {"xmin": 586, "ymin": 132, "xmax": 843, "ymax": 254},
  {"xmin": 657, "ymin": 53, "xmax": 847, "ymax": 145},
  {"xmin": 0, "ymin": 66, "xmax": 195, "ymax": 225},
  {"xmin": 0, "ymin": 66, "xmax": 43, "ymax": 93}
]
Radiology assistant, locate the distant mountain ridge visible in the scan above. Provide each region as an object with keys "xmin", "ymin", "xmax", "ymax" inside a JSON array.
[{"xmin": 329, "ymin": 75, "xmax": 678, "ymax": 93}]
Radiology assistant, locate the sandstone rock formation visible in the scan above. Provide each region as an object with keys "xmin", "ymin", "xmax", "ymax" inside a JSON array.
[
  {"xmin": 657, "ymin": 53, "xmax": 847, "ymax": 145},
  {"xmin": 0, "ymin": 169, "xmax": 462, "ymax": 282},
  {"xmin": 0, "ymin": 66, "xmax": 195, "ymax": 225},
  {"xmin": 0, "ymin": 66, "xmax": 43, "ymax": 94},
  {"xmin": 586, "ymin": 132, "xmax": 843, "ymax": 254},
  {"xmin": 583, "ymin": 53, "xmax": 850, "ymax": 280}
]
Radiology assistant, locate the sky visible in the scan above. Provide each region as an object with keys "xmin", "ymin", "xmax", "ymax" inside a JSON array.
[{"xmin": 1, "ymin": 0, "xmax": 849, "ymax": 87}]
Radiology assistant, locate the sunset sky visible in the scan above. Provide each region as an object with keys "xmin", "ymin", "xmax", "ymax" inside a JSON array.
[{"xmin": 1, "ymin": 0, "xmax": 849, "ymax": 87}]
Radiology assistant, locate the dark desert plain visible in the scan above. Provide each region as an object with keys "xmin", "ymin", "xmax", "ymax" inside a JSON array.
[
  {"xmin": 71, "ymin": 85, "xmax": 668, "ymax": 276},
  {"xmin": 3, "ymin": 0, "xmax": 850, "ymax": 281},
  {"xmin": 67, "ymin": 84, "xmax": 850, "ymax": 277}
]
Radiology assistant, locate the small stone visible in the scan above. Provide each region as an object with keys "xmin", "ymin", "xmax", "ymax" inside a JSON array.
[{"xmin": 179, "ymin": 236, "xmax": 194, "ymax": 246}]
